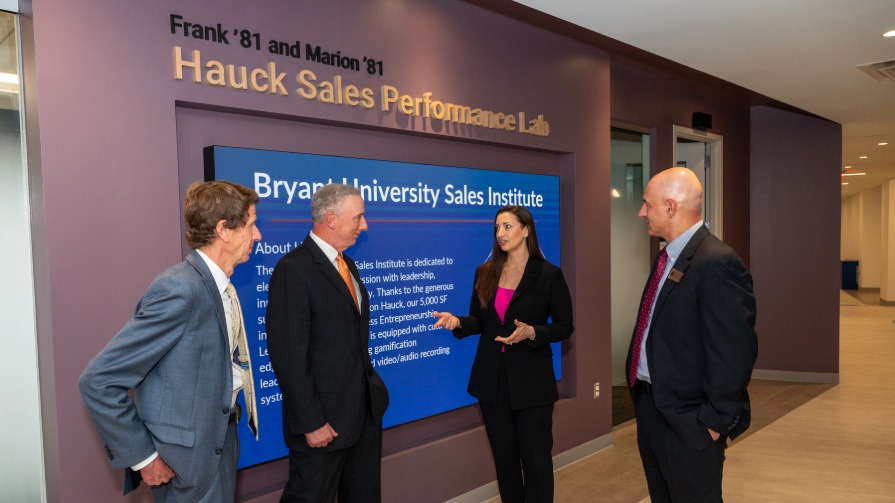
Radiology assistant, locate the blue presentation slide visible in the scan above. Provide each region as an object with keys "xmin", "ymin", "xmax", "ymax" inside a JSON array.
[{"xmin": 206, "ymin": 146, "xmax": 561, "ymax": 468}]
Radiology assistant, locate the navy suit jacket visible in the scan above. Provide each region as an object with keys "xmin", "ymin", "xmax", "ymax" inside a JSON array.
[
  {"xmin": 455, "ymin": 258, "xmax": 574, "ymax": 409},
  {"xmin": 79, "ymin": 250, "xmax": 236, "ymax": 498},
  {"xmin": 626, "ymin": 225, "xmax": 758, "ymax": 450},
  {"xmin": 266, "ymin": 234, "xmax": 389, "ymax": 452}
]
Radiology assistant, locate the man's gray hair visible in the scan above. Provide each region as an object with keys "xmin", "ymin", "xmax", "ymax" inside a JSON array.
[{"xmin": 311, "ymin": 183, "xmax": 361, "ymax": 222}]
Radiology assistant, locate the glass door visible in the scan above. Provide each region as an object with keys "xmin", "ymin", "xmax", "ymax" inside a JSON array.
[
  {"xmin": 0, "ymin": 8, "xmax": 46, "ymax": 501},
  {"xmin": 673, "ymin": 126, "xmax": 724, "ymax": 238},
  {"xmin": 609, "ymin": 127, "xmax": 650, "ymax": 425}
]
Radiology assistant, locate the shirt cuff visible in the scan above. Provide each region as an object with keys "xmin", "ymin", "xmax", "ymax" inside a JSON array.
[{"xmin": 131, "ymin": 451, "xmax": 159, "ymax": 471}]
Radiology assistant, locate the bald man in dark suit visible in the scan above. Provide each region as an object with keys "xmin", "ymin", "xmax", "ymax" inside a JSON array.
[{"xmin": 626, "ymin": 167, "xmax": 757, "ymax": 502}]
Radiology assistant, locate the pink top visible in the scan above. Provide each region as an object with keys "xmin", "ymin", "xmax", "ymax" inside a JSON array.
[
  {"xmin": 495, "ymin": 287, "xmax": 514, "ymax": 324},
  {"xmin": 495, "ymin": 287, "xmax": 514, "ymax": 353}
]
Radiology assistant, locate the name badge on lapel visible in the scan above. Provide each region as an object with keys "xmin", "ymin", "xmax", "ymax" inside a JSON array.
[{"xmin": 667, "ymin": 269, "xmax": 685, "ymax": 283}]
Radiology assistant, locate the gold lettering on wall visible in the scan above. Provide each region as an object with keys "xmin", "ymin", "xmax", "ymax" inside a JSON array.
[{"xmin": 172, "ymin": 46, "xmax": 548, "ymax": 136}]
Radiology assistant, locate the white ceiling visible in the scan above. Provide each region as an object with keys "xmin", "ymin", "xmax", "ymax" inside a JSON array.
[{"xmin": 514, "ymin": 0, "xmax": 895, "ymax": 197}]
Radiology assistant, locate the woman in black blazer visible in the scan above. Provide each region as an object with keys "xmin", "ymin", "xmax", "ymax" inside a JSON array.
[{"xmin": 434, "ymin": 205, "xmax": 574, "ymax": 503}]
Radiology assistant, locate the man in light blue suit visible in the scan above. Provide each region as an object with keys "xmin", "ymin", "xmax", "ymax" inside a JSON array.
[{"xmin": 79, "ymin": 181, "xmax": 261, "ymax": 502}]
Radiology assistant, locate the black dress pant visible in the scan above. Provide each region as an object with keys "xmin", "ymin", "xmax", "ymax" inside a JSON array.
[
  {"xmin": 634, "ymin": 382, "xmax": 726, "ymax": 503},
  {"xmin": 479, "ymin": 356, "xmax": 555, "ymax": 503},
  {"xmin": 280, "ymin": 405, "xmax": 382, "ymax": 503}
]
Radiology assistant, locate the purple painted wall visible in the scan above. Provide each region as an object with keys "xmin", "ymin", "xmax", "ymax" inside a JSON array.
[
  {"xmin": 610, "ymin": 57, "xmax": 753, "ymax": 263},
  {"xmin": 22, "ymin": 0, "xmax": 839, "ymax": 501},
  {"xmin": 750, "ymin": 106, "xmax": 841, "ymax": 374},
  {"xmin": 28, "ymin": 1, "xmax": 609, "ymax": 501}
]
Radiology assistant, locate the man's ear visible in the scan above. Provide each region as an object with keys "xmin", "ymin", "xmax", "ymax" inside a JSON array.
[
  {"xmin": 324, "ymin": 211, "xmax": 337, "ymax": 229},
  {"xmin": 664, "ymin": 198, "xmax": 678, "ymax": 218},
  {"xmin": 215, "ymin": 219, "xmax": 230, "ymax": 243}
]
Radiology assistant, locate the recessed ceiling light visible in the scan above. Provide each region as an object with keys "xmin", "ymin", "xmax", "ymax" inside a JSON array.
[
  {"xmin": 844, "ymin": 165, "xmax": 852, "ymax": 169},
  {"xmin": 842, "ymin": 182, "xmax": 849, "ymax": 185},
  {"xmin": 879, "ymin": 142, "xmax": 889, "ymax": 146},
  {"xmin": 859, "ymin": 155, "xmax": 868, "ymax": 159},
  {"xmin": 885, "ymin": 30, "xmax": 895, "ymax": 38},
  {"xmin": 843, "ymin": 172, "xmax": 866, "ymax": 176}
]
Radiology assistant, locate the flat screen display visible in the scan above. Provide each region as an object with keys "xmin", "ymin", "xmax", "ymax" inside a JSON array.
[{"xmin": 205, "ymin": 146, "xmax": 561, "ymax": 468}]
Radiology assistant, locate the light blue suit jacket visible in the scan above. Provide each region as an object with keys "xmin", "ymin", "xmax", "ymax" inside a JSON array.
[{"xmin": 79, "ymin": 250, "xmax": 237, "ymax": 500}]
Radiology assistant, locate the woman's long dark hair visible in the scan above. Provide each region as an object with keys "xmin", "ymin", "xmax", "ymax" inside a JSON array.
[{"xmin": 474, "ymin": 205, "xmax": 545, "ymax": 308}]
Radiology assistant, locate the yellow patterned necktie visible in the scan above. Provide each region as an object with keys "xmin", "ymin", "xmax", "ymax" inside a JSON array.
[
  {"xmin": 225, "ymin": 283, "xmax": 258, "ymax": 439},
  {"xmin": 337, "ymin": 253, "xmax": 359, "ymax": 310}
]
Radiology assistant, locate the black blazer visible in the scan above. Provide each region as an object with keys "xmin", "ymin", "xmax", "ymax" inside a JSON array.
[
  {"xmin": 455, "ymin": 257, "xmax": 574, "ymax": 409},
  {"xmin": 267, "ymin": 234, "xmax": 389, "ymax": 452},
  {"xmin": 626, "ymin": 225, "xmax": 757, "ymax": 450}
]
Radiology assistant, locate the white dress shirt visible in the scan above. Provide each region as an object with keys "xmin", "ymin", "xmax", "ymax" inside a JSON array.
[{"xmin": 309, "ymin": 231, "xmax": 362, "ymax": 310}]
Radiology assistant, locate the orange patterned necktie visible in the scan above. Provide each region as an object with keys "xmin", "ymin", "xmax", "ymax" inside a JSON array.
[{"xmin": 337, "ymin": 253, "xmax": 359, "ymax": 309}]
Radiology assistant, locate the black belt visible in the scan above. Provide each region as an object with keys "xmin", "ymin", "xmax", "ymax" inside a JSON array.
[
  {"xmin": 635, "ymin": 379, "xmax": 652, "ymax": 393},
  {"xmin": 228, "ymin": 403, "xmax": 242, "ymax": 424}
]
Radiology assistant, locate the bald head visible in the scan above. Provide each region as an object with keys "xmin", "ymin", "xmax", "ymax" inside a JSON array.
[{"xmin": 639, "ymin": 167, "xmax": 704, "ymax": 241}]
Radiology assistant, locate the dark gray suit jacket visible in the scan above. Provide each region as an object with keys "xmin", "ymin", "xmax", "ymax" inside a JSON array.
[
  {"xmin": 626, "ymin": 225, "xmax": 758, "ymax": 451},
  {"xmin": 266, "ymin": 234, "xmax": 389, "ymax": 452},
  {"xmin": 79, "ymin": 250, "xmax": 237, "ymax": 499}
]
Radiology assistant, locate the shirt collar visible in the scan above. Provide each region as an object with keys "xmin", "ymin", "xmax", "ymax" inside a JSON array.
[
  {"xmin": 664, "ymin": 220, "xmax": 703, "ymax": 264},
  {"xmin": 195, "ymin": 249, "xmax": 230, "ymax": 294},
  {"xmin": 309, "ymin": 231, "xmax": 339, "ymax": 264}
]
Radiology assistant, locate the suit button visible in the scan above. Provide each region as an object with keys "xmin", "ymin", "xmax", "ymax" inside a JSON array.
[
  {"xmin": 223, "ymin": 407, "xmax": 230, "ymax": 415},
  {"xmin": 215, "ymin": 447, "xmax": 223, "ymax": 455}
]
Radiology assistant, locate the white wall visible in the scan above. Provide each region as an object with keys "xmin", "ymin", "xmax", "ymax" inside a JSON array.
[
  {"xmin": 882, "ymin": 181, "xmax": 895, "ymax": 302},
  {"xmin": 841, "ymin": 193, "xmax": 861, "ymax": 260},
  {"xmin": 842, "ymin": 186, "xmax": 887, "ymax": 290},
  {"xmin": 859, "ymin": 187, "xmax": 882, "ymax": 288}
]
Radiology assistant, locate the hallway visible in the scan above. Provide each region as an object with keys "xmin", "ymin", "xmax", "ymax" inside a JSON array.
[{"xmin": 529, "ymin": 290, "xmax": 895, "ymax": 502}]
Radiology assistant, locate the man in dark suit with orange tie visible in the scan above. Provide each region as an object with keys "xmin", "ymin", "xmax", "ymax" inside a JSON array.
[
  {"xmin": 266, "ymin": 183, "xmax": 389, "ymax": 502},
  {"xmin": 626, "ymin": 167, "xmax": 757, "ymax": 503}
]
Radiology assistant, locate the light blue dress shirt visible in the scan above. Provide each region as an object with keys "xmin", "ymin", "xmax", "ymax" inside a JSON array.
[{"xmin": 636, "ymin": 220, "xmax": 704, "ymax": 382}]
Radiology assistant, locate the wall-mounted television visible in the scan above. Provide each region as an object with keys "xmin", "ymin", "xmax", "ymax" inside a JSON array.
[{"xmin": 205, "ymin": 146, "xmax": 561, "ymax": 468}]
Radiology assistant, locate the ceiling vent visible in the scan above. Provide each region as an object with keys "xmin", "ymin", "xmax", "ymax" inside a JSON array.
[{"xmin": 857, "ymin": 60, "xmax": 895, "ymax": 81}]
